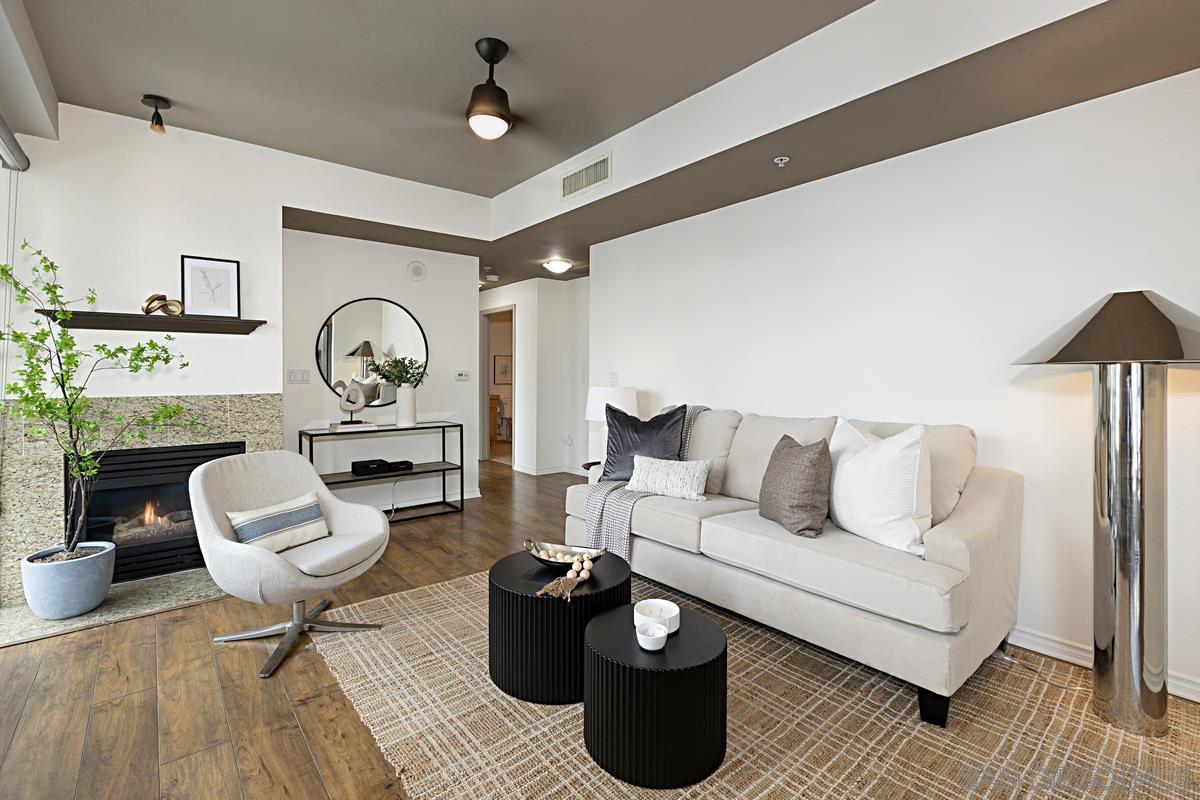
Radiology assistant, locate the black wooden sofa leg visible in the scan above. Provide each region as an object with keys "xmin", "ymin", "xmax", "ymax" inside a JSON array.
[{"xmin": 917, "ymin": 688, "xmax": 951, "ymax": 727}]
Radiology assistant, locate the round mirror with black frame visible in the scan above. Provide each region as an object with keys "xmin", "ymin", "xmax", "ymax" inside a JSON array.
[{"xmin": 314, "ymin": 297, "xmax": 428, "ymax": 407}]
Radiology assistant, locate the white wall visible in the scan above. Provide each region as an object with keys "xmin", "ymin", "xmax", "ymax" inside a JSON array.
[
  {"xmin": 588, "ymin": 70, "xmax": 1200, "ymax": 698},
  {"xmin": 491, "ymin": 0, "xmax": 1102, "ymax": 237},
  {"xmin": 480, "ymin": 277, "xmax": 589, "ymax": 475},
  {"xmin": 10, "ymin": 104, "xmax": 489, "ymax": 397},
  {"xmin": 283, "ymin": 229, "xmax": 480, "ymax": 508}
]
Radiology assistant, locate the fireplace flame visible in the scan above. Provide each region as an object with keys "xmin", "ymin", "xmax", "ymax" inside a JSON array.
[{"xmin": 144, "ymin": 500, "xmax": 156, "ymax": 527}]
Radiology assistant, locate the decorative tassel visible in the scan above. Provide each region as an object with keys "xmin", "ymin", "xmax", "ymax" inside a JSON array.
[{"xmin": 536, "ymin": 575, "xmax": 583, "ymax": 601}]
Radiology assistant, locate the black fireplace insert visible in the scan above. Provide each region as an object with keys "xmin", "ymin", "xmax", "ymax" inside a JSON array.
[{"xmin": 66, "ymin": 441, "xmax": 246, "ymax": 582}]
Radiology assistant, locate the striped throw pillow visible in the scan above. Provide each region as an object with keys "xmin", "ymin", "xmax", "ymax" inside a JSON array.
[{"xmin": 226, "ymin": 492, "xmax": 330, "ymax": 553}]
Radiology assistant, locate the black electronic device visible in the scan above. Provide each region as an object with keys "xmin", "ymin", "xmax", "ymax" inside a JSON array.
[{"xmin": 351, "ymin": 458, "xmax": 390, "ymax": 476}]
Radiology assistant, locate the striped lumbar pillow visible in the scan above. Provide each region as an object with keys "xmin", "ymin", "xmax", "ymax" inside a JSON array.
[{"xmin": 226, "ymin": 492, "xmax": 330, "ymax": 552}]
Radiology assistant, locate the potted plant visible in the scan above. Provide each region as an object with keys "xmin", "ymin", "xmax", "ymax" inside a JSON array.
[
  {"xmin": 1, "ymin": 243, "xmax": 192, "ymax": 619},
  {"xmin": 367, "ymin": 355, "xmax": 426, "ymax": 427}
]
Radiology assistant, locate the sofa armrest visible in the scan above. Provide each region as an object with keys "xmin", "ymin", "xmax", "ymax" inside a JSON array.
[
  {"xmin": 923, "ymin": 467, "xmax": 1024, "ymax": 575},
  {"xmin": 587, "ymin": 462, "xmax": 604, "ymax": 484}
]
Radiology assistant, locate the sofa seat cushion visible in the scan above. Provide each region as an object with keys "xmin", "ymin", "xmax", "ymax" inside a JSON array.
[
  {"xmin": 565, "ymin": 484, "xmax": 756, "ymax": 553},
  {"xmin": 279, "ymin": 529, "xmax": 385, "ymax": 577},
  {"xmin": 699, "ymin": 510, "xmax": 968, "ymax": 633}
]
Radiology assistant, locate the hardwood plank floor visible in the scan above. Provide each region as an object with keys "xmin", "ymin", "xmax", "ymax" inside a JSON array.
[{"xmin": 0, "ymin": 461, "xmax": 580, "ymax": 800}]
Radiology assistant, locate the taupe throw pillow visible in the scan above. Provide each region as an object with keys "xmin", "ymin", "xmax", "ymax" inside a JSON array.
[{"xmin": 758, "ymin": 436, "xmax": 832, "ymax": 537}]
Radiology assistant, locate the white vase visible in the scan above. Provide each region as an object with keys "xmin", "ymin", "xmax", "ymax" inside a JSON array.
[{"xmin": 396, "ymin": 383, "xmax": 417, "ymax": 427}]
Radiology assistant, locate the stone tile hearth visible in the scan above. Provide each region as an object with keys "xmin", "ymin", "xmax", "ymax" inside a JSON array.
[{"xmin": 0, "ymin": 393, "xmax": 281, "ymax": 621}]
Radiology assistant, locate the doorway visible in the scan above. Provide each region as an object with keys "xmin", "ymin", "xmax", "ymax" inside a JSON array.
[{"xmin": 481, "ymin": 308, "xmax": 514, "ymax": 467}]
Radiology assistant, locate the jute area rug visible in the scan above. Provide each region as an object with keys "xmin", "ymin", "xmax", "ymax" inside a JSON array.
[{"xmin": 312, "ymin": 573, "xmax": 1198, "ymax": 799}]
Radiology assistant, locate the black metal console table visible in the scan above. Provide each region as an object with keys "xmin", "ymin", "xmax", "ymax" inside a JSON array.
[{"xmin": 298, "ymin": 421, "xmax": 464, "ymax": 521}]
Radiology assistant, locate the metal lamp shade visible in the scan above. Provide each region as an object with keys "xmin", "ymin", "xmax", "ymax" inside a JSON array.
[
  {"xmin": 346, "ymin": 341, "xmax": 376, "ymax": 359},
  {"xmin": 1016, "ymin": 290, "xmax": 1200, "ymax": 737},
  {"xmin": 466, "ymin": 80, "xmax": 512, "ymax": 140},
  {"xmin": 1015, "ymin": 290, "xmax": 1200, "ymax": 364}
]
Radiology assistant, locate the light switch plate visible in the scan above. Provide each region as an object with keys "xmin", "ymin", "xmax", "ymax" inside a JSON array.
[
  {"xmin": 455, "ymin": 370, "xmax": 470, "ymax": 382},
  {"xmin": 287, "ymin": 369, "xmax": 310, "ymax": 384},
  {"xmin": 608, "ymin": 371, "xmax": 618, "ymax": 387}
]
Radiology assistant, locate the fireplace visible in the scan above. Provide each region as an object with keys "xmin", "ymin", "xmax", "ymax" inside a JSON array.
[{"xmin": 66, "ymin": 441, "xmax": 246, "ymax": 582}]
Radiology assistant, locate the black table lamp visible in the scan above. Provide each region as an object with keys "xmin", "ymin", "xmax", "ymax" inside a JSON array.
[{"xmin": 1015, "ymin": 290, "xmax": 1200, "ymax": 737}]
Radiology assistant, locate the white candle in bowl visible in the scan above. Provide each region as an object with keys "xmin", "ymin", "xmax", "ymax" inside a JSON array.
[{"xmin": 633, "ymin": 599, "xmax": 680, "ymax": 633}]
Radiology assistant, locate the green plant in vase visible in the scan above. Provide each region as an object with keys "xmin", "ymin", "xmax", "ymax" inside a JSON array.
[
  {"xmin": 1, "ymin": 242, "xmax": 196, "ymax": 618},
  {"xmin": 367, "ymin": 355, "xmax": 427, "ymax": 426},
  {"xmin": 366, "ymin": 355, "xmax": 427, "ymax": 388}
]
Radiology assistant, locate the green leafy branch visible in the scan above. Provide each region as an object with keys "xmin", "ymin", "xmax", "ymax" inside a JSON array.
[{"xmin": 0, "ymin": 242, "xmax": 197, "ymax": 551}]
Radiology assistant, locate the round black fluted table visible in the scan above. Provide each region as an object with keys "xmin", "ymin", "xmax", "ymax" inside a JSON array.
[
  {"xmin": 584, "ymin": 605, "xmax": 727, "ymax": 789},
  {"xmin": 488, "ymin": 550, "xmax": 630, "ymax": 704}
]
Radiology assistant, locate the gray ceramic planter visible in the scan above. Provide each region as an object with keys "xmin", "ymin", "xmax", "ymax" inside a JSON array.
[{"xmin": 21, "ymin": 541, "xmax": 116, "ymax": 619}]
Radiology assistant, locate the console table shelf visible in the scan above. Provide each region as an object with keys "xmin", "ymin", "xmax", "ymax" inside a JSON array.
[
  {"xmin": 35, "ymin": 309, "xmax": 267, "ymax": 335},
  {"xmin": 298, "ymin": 421, "xmax": 464, "ymax": 521},
  {"xmin": 320, "ymin": 460, "xmax": 461, "ymax": 488}
]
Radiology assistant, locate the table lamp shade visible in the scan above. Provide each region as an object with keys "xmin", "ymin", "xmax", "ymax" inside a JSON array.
[
  {"xmin": 1014, "ymin": 290, "xmax": 1200, "ymax": 364},
  {"xmin": 346, "ymin": 340, "xmax": 375, "ymax": 359},
  {"xmin": 586, "ymin": 387, "xmax": 638, "ymax": 422}
]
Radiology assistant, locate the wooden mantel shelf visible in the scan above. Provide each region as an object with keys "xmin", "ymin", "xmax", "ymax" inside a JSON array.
[{"xmin": 35, "ymin": 309, "xmax": 267, "ymax": 335}]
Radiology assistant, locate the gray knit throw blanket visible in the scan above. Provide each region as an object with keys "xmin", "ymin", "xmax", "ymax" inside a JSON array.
[{"xmin": 585, "ymin": 405, "xmax": 707, "ymax": 561}]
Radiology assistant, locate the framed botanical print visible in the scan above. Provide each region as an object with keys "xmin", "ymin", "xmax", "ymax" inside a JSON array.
[
  {"xmin": 494, "ymin": 355, "xmax": 513, "ymax": 385},
  {"xmin": 181, "ymin": 255, "xmax": 240, "ymax": 317}
]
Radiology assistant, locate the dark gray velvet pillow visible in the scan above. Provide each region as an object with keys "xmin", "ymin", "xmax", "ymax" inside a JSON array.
[
  {"xmin": 758, "ymin": 435, "xmax": 832, "ymax": 537},
  {"xmin": 601, "ymin": 404, "xmax": 686, "ymax": 482}
]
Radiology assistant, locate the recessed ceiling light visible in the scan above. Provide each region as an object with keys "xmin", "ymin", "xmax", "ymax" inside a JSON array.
[
  {"xmin": 466, "ymin": 38, "xmax": 513, "ymax": 141},
  {"xmin": 543, "ymin": 258, "xmax": 571, "ymax": 274}
]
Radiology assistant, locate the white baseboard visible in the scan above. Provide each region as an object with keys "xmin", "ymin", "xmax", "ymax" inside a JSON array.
[
  {"xmin": 563, "ymin": 467, "xmax": 589, "ymax": 477},
  {"xmin": 512, "ymin": 464, "xmax": 573, "ymax": 476},
  {"xmin": 1009, "ymin": 626, "xmax": 1200, "ymax": 703}
]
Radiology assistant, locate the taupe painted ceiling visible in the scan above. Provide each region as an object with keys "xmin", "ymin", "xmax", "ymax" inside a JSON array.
[
  {"xmin": 23, "ymin": 0, "xmax": 871, "ymax": 197},
  {"xmin": 284, "ymin": 0, "xmax": 1200, "ymax": 288}
]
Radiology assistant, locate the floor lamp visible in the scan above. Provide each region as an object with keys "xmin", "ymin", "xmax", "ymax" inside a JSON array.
[{"xmin": 1016, "ymin": 290, "xmax": 1200, "ymax": 737}]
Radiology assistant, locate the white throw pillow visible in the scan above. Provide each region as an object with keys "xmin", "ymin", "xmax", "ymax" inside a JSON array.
[
  {"xmin": 226, "ymin": 491, "xmax": 331, "ymax": 553},
  {"xmin": 626, "ymin": 456, "xmax": 711, "ymax": 502},
  {"xmin": 828, "ymin": 418, "xmax": 931, "ymax": 555}
]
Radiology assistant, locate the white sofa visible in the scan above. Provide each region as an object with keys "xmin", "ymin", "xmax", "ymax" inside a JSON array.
[{"xmin": 565, "ymin": 410, "xmax": 1023, "ymax": 726}]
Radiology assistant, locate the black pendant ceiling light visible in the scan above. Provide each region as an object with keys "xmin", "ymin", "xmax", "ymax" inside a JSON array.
[
  {"xmin": 142, "ymin": 94, "xmax": 171, "ymax": 134},
  {"xmin": 466, "ymin": 37, "xmax": 513, "ymax": 140}
]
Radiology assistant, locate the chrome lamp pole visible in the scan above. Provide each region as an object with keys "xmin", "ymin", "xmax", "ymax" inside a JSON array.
[{"xmin": 1016, "ymin": 290, "xmax": 1200, "ymax": 737}]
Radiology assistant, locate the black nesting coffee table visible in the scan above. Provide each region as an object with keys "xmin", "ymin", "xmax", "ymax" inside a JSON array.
[
  {"xmin": 488, "ymin": 550, "xmax": 631, "ymax": 704},
  {"xmin": 584, "ymin": 606, "xmax": 727, "ymax": 789}
]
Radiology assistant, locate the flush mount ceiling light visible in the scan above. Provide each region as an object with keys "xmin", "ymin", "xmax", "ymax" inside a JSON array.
[
  {"xmin": 142, "ymin": 94, "xmax": 171, "ymax": 134},
  {"xmin": 543, "ymin": 258, "xmax": 571, "ymax": 274},
  {"xmin": 466, "ymin": 37, "xmax": 513, "ymax": 140}
]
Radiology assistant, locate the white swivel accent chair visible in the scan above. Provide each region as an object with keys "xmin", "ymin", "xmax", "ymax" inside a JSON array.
[{"xmin": 189, "ymin": 450, "xmax": 389, "ymax": 677}]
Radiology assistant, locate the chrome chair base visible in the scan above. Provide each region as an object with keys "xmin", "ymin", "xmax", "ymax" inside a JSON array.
[{"xmin": 212, "ymin": 598, "xmax": 381, "ymax": 678}]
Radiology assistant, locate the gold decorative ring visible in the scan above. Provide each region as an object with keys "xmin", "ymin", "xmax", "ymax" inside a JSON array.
[{"xmin": 141, "ymin": 294, "xmax": 185, "ymax": 316}]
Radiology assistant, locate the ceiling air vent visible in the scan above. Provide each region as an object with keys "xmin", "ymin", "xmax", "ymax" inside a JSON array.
[{"xmin": 561, "ymin": 153, "xmax": 611, "ymax": 200}]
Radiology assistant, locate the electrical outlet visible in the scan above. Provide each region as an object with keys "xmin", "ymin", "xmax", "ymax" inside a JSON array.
[
  {"xmin": 455, "ymin": 370, "xmax": 470, "ymax": 382},
  {"xmin": 287, "ymin": 369, "xmax": 310, "ymax": 384},
  {"xmin": 563, "ymin": 434, "xmax": 573, "ymax": 446}
]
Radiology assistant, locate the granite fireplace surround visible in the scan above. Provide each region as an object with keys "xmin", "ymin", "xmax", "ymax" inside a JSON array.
[{"xmin": 0, "ymin": 393, "xmax": 283, "ymax": 607}]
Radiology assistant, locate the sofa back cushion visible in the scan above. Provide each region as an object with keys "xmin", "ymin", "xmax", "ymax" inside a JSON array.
[
  {"xmin": 685, "ymin": 408, "xmax": 742, "ymax": 494},
  {"xmin": 848, "ymin": 419, "xmax": 977, "ymax": 525},
  {"xmin": 723, "ymin": 415, "xmax": 837, "ymax": 502}
]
